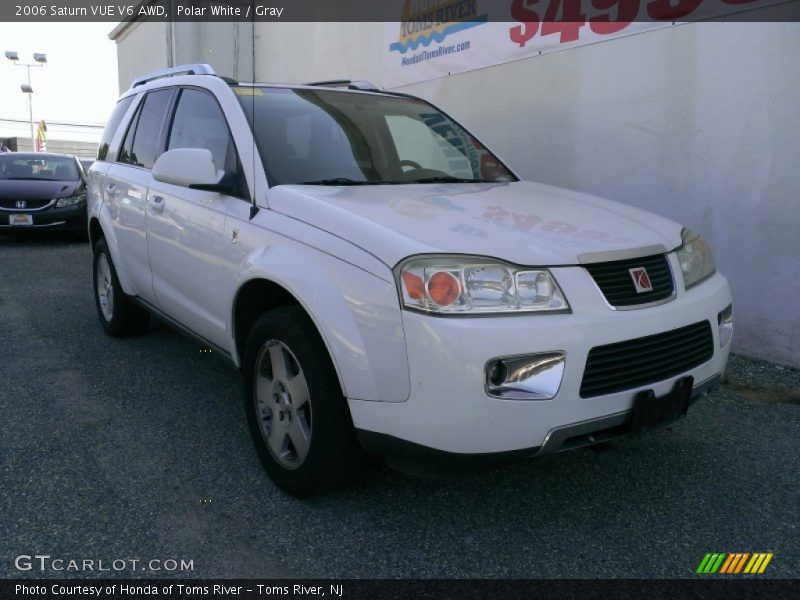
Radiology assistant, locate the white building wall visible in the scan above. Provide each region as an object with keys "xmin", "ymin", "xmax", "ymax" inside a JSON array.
[
  {"xmin": 112, "ymin": 20, "xmax": 169, "ymax": 92},
  {"xmin": 112, "ymin": 21, "xmax": 253, "ymax": 92},
  {"xmin": 171, "ymin": 21, "xmax": 254, "ymax": 82},
  {"xmin": 254, "ymin": 22, "xmax": 383, "ymax": 84}
]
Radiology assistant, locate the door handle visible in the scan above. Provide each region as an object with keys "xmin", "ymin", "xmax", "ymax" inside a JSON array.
[
  {"xmin": 105, "ymin": 183, "xmax": 116, "ymax": 197},
  {"xmin": 150, "ymin": 195, "xmax": 165, "ymax": 214}
]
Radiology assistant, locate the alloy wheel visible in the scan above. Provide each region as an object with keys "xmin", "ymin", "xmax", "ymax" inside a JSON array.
[{"xmin": 253, "ymin": 339, "xmax": 312, "ymax": 470}]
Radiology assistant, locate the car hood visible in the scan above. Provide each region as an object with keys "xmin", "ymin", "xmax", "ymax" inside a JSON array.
[
  {"xmin": 0, "ymin": 179, "xmax": 81, "ymax": 201},
  {"xmin": 268, "ymin": 181, "xmax": 683, "ymax": 267}
]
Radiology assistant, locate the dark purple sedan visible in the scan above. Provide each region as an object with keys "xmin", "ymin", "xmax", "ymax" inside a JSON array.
[{"xmin": 0, "ymin": 153, "xmax": 87, "ymax": 236}]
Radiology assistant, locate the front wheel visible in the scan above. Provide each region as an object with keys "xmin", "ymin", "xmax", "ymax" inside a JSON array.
[{"xmin": 243, "ymin": 306, "xmax": 362, "ymax": 497}]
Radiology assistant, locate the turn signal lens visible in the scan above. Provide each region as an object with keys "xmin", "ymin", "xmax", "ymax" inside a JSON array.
[
  {"xmin": 427, "ymin": 271, "xmax": 461, "ymax": 306},
  {"xmin": 401, "ymin": 271, "xmax": 425, "ymax": 300}
]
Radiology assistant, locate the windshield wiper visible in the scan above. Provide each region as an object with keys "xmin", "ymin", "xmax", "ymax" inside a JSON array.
[
  {"xmin": 404, "ymin": 176, "xmax": 495, "ymax": 184},
  {"xmin": 296, "ymin": 176, "xmax": 495, "ymax": 186},
  {"xmin": 298, "ymin": 178, "xmax": 378, "ymax": 186}
]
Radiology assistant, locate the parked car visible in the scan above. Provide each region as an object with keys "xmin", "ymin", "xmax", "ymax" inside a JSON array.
[
  {"xmin": 0, "ymin": 152, "xmax": 87, "ymax": 236},
  {"xmin": 87, "ymin": 64, "xmax": 733, "ymax": 496}
]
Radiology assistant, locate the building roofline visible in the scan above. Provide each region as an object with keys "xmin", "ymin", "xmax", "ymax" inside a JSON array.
[
  {"xmin": 108, "ymin": 1, "xmax": 153, "ymax": 41},
  {"xmin": 108, "ymin": 20, "xmax": 131, "ymax": 41}
]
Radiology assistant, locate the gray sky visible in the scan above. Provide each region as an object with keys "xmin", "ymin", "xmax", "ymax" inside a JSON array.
[{"xmin": 0, "ymin": 23, "xmax": 119, "ymax": 141}]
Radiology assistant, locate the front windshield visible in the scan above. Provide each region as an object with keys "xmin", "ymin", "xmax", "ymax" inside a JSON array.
[
  {"xmin": 237, "ymin": 87, "xmax": 517, "ymax": 186},
  {"xmin": 0, "ymin": 155, "xmax": 80, "ymax": 181}
]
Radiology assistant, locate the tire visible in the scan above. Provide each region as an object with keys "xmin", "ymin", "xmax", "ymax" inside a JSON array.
[
  {"xmin": 92, "ymin": 237, "xmax": 150, "ymax": 336},
  {"xmin": 243, "ymin": 306, "xmax": 362, "ymax": 497}
]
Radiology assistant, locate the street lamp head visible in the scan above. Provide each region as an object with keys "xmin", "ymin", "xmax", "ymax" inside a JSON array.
[
  {"xmin": 21, "ymin": 84, "xmax": 33, "ymax": 94},
  {"xmin": 33, "ymin": 53, "xmax": 47, "ymax": 63},
  {"xmin": 4, "ymin": 51, "xmax": 19, "ymax": 62}
]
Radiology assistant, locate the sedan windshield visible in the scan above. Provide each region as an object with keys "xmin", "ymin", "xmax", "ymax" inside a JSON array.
[
  {"xmin": 237, "ymin": 87, "xmax": 517, "ymax": 186},
  {"xmin": 0, "ymin": 155, "xmax": 80, "ymax": 181}
]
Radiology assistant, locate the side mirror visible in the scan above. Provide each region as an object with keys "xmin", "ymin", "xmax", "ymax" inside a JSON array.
[{"xmin": 152, "ymin": 148, "xmax": 227, "ymax": 191}]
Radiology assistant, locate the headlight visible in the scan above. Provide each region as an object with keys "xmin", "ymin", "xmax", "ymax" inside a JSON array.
[
  {"xmin": 396, "ymin": 256, "xmax": 570, "ymax": 315},
  {"xmin": 676, "ymin": 228, "xmax": 715, "ymax": 289},
  {"xmin": 55, "ymin": 193, "xmax": 86, "ymax": 208}
]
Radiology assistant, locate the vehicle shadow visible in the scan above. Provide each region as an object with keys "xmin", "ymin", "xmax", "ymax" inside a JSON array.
[{"xmin": 0, "ymin": 231, "xmax": 88, "ymax": 246}]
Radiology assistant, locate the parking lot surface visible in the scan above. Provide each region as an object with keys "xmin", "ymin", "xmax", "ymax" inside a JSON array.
[{"xmin": 1, "ymin": 234, "xmax": 798, "ymax": 578}]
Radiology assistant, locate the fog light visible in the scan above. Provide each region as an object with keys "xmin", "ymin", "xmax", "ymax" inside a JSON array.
[
  {"xmin": 718, "ymin": 304, "xmax": 733, "ymax": 347},
  {"xmin": 485, "ymin": 352, "xmax": 565, "ymax": 400}
]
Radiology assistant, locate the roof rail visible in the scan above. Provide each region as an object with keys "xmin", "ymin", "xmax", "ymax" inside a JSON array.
[
  {"xmin": 306, "ymin": 80, "xmax": 380, "ymax": 92},
  {"xmin": 131, "ymin": 64, "xmax": 217, "ymax": 88}
]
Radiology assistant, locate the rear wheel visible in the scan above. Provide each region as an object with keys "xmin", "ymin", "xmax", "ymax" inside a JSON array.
[
  {"xmin": 243, "ymin": 306, "xmax": 362, "ymax": 497},
  {"xmin": 92, "ymin": 237, "xmax": 149, "ymax": 336}
]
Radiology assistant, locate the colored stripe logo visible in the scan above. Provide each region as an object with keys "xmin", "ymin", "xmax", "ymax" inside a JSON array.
[
  {"xmin": 389, "ymin": 19, "xmax": 488, "ymax": 54},
  {"xmin": 697, "ymin": 553, "xmax": 773, "ymax": 574}
]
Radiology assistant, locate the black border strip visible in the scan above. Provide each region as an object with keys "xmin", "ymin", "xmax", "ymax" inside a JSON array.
[
  {"xmin": 2, "ymin": 0, "xmax": 800, "ymax": 22},
  {"xmin": 3, "ymin": 579, "xmax": 799, "ymax": 600}
]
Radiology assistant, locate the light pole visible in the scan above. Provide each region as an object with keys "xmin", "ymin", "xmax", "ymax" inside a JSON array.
[{"xmin": 4, "ymin": 51, "xmax": 47, "ymax": 151}]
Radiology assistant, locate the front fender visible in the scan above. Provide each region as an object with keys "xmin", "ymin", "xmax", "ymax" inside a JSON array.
[{"xmin": 233, "ymin": 243, "xmax": 410, "ymax": 403}]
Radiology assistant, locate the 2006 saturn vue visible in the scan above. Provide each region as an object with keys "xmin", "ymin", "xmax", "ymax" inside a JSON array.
[{"xmin": 86, "ymin": 64, "xmax": 733, "ymax": 496}]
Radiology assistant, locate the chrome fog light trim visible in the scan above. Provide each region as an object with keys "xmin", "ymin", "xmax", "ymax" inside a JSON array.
[
  {"xmin": 718, "ymin": 304, "xmax": 733, "ymax": 347},
  {"xmin": 485, "ymin": 351, "xmax": 565, "ymax": 400}
]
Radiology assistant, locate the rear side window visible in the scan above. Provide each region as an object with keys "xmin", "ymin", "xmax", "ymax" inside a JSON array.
[
  {"xmin": 117, "ymin": 102, "xmax": 141, "ymax": 166},
  {"xmin": 97, "ymin": 95, "xmax": 134, "ymax": 161},
  {"xmin": 124, "ymin": 89, "xmax": 174, "ymax": 169}
]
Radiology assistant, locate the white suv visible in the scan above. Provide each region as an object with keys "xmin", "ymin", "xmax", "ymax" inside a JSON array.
[{"xmin": 87, "ymin": 64, "xmax": 733, "ymax": 496}]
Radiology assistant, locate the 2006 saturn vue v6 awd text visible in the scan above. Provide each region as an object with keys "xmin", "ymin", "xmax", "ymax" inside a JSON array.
[{"xmin": 86, "ymin": 64, "xmax": 733, "ymax": 496}]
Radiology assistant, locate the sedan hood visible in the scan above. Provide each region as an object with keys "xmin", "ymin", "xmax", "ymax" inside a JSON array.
[
  {"xmin": 0, "ymin": 179, "xmax": 81, "ymax": 201},
  {"xmin": 269, "ymin": 181, "xmax": 683, "ymax": 267}
]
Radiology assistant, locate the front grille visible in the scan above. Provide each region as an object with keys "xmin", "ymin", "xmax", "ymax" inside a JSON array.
[
  {"xmin": 580, "ymin": 321, "xmax": 714, "ymax": 398},
  {"xmin": 584, "ymin": 253, "xmax": 674, "ymax": 307},
  {"xmin": 0, "ymin": 198, "xmax": 51, "ymax": 210}
]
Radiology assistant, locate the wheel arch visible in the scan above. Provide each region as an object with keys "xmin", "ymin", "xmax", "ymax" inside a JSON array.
[
  {"xmin": 88, "ymin": 217, "xmax": 103, "ymax": 248},
  {"xmin": 233, "ymin": 278, "xmax": 303, "ymax": 363},
  {"xmin": 232, "ymin": 275, "xmax": 356, "ymax": 401},
  {"xmin": 230, "ymin": 244, "xmax": 409, "ymax": 403},
  {"xmin": 88, "ymin": 207, "xmax": 136, "ymax": 295}
]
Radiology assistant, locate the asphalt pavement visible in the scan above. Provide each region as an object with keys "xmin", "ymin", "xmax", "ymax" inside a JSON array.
[{"xmin": 1, "ymin": 232, "xmax": 798, "ymax": 579}]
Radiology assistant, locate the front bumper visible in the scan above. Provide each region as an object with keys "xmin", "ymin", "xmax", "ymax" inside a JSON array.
[
  {"xmin": 357, "ymin": 375, "xmax": 720, "ymax": 476},
  {"xmin": 349, "ymin": 261, "xmax": 732, "ymax": 458},
  {"xmin": 0, "ymin": 203, "xmax": 87, "ymax": 232}
]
